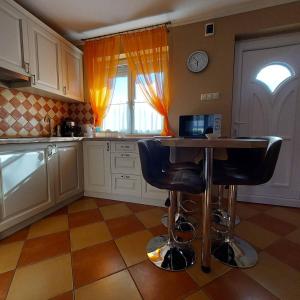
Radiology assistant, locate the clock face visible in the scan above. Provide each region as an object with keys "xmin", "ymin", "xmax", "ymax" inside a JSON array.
[{"xmin": 187, "ymin": 51, "xmax": 209, "ymax": 73}]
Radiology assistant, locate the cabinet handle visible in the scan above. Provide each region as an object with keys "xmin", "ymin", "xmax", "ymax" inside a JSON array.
[
  {"xmin": 47, "ymin": 145, "xmax": 53, "ymax": 158},
  {"xmin": 63, "ymin": 86, "xmax": 67, "ymax": 95},
  {"xmin": 106, "ymin": 142, "xmax": 110, "ymax": 152},
  {"xmin": 125, "ymin": 175, "xmax": 130, "ymax": 179},
  {"xmin": 31, "ymin": 74, "xmax": 36, "ymax": 85},
  {"xmin": 24, "ymin": 62, "xmax": 30, "ymax": 73},
  {"xmin": 121, "ymin": 154, "xmax": 130, "ymax": 157}
]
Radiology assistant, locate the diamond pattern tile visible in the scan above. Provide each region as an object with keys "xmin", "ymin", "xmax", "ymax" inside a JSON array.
[{"xmin": 0, "ymin": 197, "xmax": 299, "ymax": 299}]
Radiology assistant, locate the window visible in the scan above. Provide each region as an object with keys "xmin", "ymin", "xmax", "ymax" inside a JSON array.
[
  {"xmin": 256, "ymin": 63, "xmax": 293, "ymax": 93},
  {"xmin": 102, "ymin": 62, "xmax": 163, "ymax": 134}
]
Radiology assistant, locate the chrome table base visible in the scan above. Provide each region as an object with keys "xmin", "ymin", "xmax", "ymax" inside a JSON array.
[
  {"xmin": 147, "ymin": 235, "xmax": 195, "ymax": 271},
  {"xmin": 212, "ymin": 236, "xmax": 258, "ymax": 268}
]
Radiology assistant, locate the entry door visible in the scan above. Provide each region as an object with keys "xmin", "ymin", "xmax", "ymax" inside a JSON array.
[{"xmin": 232, "ymin": 33, "xmax": 300, "ymax": 207}]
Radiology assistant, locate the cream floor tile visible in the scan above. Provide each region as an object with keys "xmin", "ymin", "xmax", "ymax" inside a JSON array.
[
  {"xmin": 99, "ymin": 203, "xmax": 132, "ymax": 220},
  {"xmin": 286, "ymin": 228, "xmax": 300, "ymax": 245},
  {"xmin": 75, "ymin": 270, "xmax": 141, "ymax": 300},
  {"xmin": 115, "ymin": 230, "xmax": 152, "ymax": 267},
  {"xmin": 6, "ymin": 254, "xmax": 73, "ymax": 300},
  {"xmin": 184, "ymin": 290, "xmax": 211, "ymax": 300},
  {"xmin": 187, "ymin": 241, "xmax": 231, "ymax": 287},
  {"xmin": 135, "ymin": 208, "xmax": 165, "ymax": 228},
  {"xmin": 0, "ymin": 241, "xmax": 24, "ymax": 273},
  {"xmin": 68, "ymin": 198, "xmax": 98, "ymax": 214},
  {"xmin": 28, "ymin": 215, "xmax": 68, "ymax": 239},
  {"xmin": 235, "ymin": 220, "xmax": 280, "ymax": 249},
  {"xmin": 70, "ymin": 222, "xmax": 112, "ymax": 251},
  {"xmin": 236, "ymin": 202, "xmax": 261, "ymax": 219},
  {"xmin": 266, "ymin": 207, "xmax": 300, "ymax": 227},
  {"xmin": 244, "ymin": 252, "xmax": 300, "ymax": 300}
]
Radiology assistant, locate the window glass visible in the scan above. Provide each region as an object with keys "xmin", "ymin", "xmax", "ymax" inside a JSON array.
[{"xmin": 256, "ymin": 64, "xmax": 293, "ymax": 93}]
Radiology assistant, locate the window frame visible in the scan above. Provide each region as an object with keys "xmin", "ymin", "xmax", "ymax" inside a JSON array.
[{"xmin": 104, "ymin": 58, "xmax": 163, "ymax": 135}]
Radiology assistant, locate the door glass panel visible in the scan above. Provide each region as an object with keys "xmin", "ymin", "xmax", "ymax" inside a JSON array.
[{"xmin": 256, "ymin": 64, "xmax": 293, "ymax": 93}]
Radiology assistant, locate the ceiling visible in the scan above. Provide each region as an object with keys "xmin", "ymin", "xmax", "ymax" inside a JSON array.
[{"xmin": 15, "ymin": 0, "xmax": 296, "ymax": 42}]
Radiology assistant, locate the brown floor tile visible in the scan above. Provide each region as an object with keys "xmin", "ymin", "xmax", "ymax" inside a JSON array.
[
  {"xmin": 244, "ymin": 252, "xmax": 300, "ymax": 299},
  {"xmin": 149, "ymin": 224, "xmax": 168, "ymax": 236},
  {"xmin": 99, "ymin": 203, "xmax": 132, "ymax": 220},
  {"xmin": 0, "ymin": 241, "xmax": 24, "ymax": 273},
  {"xmin": 68, "ymin": 198, "xmax": 98, "ymax": 214},
  {"xmin": 0, "ymin": 271, "xmax": 14, "ymax": 300},
  {"xmin": 75, "ymin": 270, "xmax": 141, "ymax": 300},
  {"xmin": 72, "ymin": 241, "xmax": 126, "ymax": 288},
  {"xmin": 126, "ymin": 202, "xmax": 154, "ymax": 212},
  {"xmin": 287, "ymin": 228, "xmax": 300, "ymax": 245},
  {"xmin": 236, "ymin": 202, "xmax": 261, "ymax": 219},
  {"xmin": 248, "ymin": 213, "xmax": 297, "ymax": 236},
  {"xmin": 265, "ymin": 238, "xmax": 300, "ymax": 272},
  {"xmin": 115, "ymin": 230, "xmax": 152, "ymax": 267},
  {"xmin": 235, "ymin": 220, "xmax": 280, "ymax": 250},
  {"xmin": 28, "ymin": 215, "xmax": 69, "ymax": 239},
  {"xmin": 96, "ymin": 198, "xmax": 121, "ymax": 207},
  {"xmin": 184, "ymin": 290, "xmax": 211, "ymax": 300},
  {"xmin": 7, "ymin": 254, "xmax": 73, "ymax": 300},
  {"xmin": 106, "ymin": 215, "xmax": 145, "ymax": 238},
  {"xmin": 18, "ymin": 231, "xmax": 70, "ymax": 267},
  {"xmin": 50, "ymin": 291, "xmax": 73, "ymax": 300},
  {"xmin": 266, "ymin": 207, "xmax": 300, "ymax": 227},
  {"xmin": 203, "ymin": 269, "xmax": 278, "ymax": 300},
  {"xmin": 0, "ymin": 228, "xmax": 28, "ymax": 245},
  {"xmin": 49, "ymin": 207, "xmax": 69, "ymax": 217},
  {"xmin": 247, "ymin": 203, "xmax": 274, "ymax": 212},
  {"xmin": 68, "ymin": 209, "xmax": 103, "ymax": 228},
  {"xmin": 135, "ymin": 207, "xmax": 165, "ymax": 228},
  {"xmin": 129, "ymin": 260, "xmax": 198, "ymax": 300}
]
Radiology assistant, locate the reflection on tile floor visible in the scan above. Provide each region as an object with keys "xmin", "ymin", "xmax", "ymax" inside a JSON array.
[{"xmin": 0, "ymin": 196, "xmax": 300, "ymax": 299}]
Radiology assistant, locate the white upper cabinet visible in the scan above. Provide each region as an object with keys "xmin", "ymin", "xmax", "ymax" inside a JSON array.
[
  {"xmin": 0, "ymin": 0, "xmax": 84, "ymax": 102},
  {"xmin": 61, "ymin": 43, "xmax": 84, "ymax": 102},
  {"xmin": 28, "ymin": 21, "xmax": 62, "ymax": 94},
  {"xmin": 0, "ymin": 0, "xmax": 29, "ymax": 76}
]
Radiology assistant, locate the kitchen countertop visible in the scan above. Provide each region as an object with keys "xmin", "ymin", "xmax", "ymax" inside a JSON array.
[{"xmin": 0, "ymin": 135, "xmax": 169, "ymax": 145}]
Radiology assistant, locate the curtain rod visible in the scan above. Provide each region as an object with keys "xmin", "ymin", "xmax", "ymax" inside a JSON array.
[{"xmin": 81, "ymin": 21, "xmax": 171, "ymax": 42}]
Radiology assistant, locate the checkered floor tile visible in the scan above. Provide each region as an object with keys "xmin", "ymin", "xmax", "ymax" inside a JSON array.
[{"xmin": 0, "ymin": 197, "xmax": 300, "ymax": 300}]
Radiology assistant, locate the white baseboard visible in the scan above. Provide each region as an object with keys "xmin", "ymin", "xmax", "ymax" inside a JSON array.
[{"xmin": 84, "ymin": 191, "xmax": 165, "ymax": 207}]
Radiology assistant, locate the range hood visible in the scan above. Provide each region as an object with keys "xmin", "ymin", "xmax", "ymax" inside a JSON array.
[{"xmin": 0, "ymin": 66, "xmax": 30, "ymax": 85}]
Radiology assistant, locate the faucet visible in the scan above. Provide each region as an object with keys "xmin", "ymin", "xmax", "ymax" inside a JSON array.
[{"xmin": 44, "ymin": 115, "xmax": 54, "ymax": 137}]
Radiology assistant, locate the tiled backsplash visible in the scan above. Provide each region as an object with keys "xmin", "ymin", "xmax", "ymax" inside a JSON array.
[
  {"xmin": 0, "ymin": 87, "xmax": 70, "ymax": 137},
  {"xmin": 69, "ymin": 102, "xmax": 95, "ymax": 125}
]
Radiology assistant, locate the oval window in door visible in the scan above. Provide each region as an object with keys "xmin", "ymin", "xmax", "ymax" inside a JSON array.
[{"xmin": 256, "ymin": 63, "xmax": 294, "ymax": 93}]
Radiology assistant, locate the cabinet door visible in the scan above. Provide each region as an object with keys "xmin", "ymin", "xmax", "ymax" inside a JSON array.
[
  {"xmin": 0, "ymin": 144, "xmax": 55, "ymax": 232},
  {"xmin": 0, "ymin": 1, "xmax": 29, "ymax": 75},
  {"xmin": 83, "ymin": 141, "xmax": 111, "ymax": 194},
  {"xmin": 111, "ymin": 152, "xmax": 140, "ymax": 175},
  {"xmin": 112, "ymin": 174, "xmax": 141, "ymax": 196},
  {"xmin": 142, "ymin": 179, "xmax": 168, "ymax": 201},
  {"xmin": 56, "ymin": 142, "xmax": 83, "ymax": 203},
  {"xmin": 28, "ymin": 21, "xmax": 62, "ymax": 94},
  {"xmin": 61, "ymin": 44, "xmax": 83, "ymax": 102}
]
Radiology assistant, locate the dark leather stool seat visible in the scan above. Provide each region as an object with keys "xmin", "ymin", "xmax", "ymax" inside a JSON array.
[
  {"xmin": 212, "ymin": 136, "xmax": 282, "ymax": 268},
  {"xmin": 138, "ymin": 139, "xmax": 205, "ymax": 271}
]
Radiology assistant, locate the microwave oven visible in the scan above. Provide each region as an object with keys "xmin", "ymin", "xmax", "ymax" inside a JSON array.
[{"xmin": 179, "ymin": 114, "xmax": 222, "ymax": 138}]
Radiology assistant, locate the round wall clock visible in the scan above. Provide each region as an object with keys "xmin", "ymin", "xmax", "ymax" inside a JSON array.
[{"xmin": 187, "ymin": 50, "xmax": 209, "ymax": 73}]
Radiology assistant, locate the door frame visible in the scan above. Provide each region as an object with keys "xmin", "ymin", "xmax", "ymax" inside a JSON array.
[{"xmin": 232, "ymin": 32, "xmax": 300, "ymax": 137}]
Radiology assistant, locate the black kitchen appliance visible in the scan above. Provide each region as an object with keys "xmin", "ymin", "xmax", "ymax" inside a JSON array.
[{"xmin": 60, "ymin": 119, "xmax": 82, "ymax": 137}]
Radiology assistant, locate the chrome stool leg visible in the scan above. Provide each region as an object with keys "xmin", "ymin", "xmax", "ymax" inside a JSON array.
[
  {"xmin": 147, "ymin": 191, "xmax": 195, "ymax": 271},
  {"xmin": 212, "ymin": 185, "xmax": 258, "ymax": 268},
  {"xmin": 161, "ymin": 192, "xmax": 198, "ymax": 232},
  {"xmin": 213, "ymin": 185, "xmax": 240, "ymax": 226}
]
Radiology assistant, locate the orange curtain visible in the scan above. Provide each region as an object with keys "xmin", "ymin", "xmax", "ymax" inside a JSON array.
[
  {"xmin": 84, "ymin": 36, "xmax": 120, "ymax": 126},
  {"xmin": 122, "ymin": 27, "xmax": 173, "ymax": 136}
]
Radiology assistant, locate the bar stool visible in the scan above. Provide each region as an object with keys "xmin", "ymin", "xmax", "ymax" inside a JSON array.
[
  {"xmin": 138, "ymin": 139, "xmax": 206, "ymax": 271},
  {"xmin": 212, "ymin": 136, "xmax": 282, "ymax": 268}
]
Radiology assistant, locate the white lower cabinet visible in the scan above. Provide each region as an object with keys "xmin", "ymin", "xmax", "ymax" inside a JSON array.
[
  {"xmin": 111, "ymin": 152, "xmax": 140, "ymax": 175},
  {"xmin": 142, "ymin": 179, "xmax": 168, "ymax": 201},
  {"xmin": 112, "ymin": 174, "xmax": 141, "ymax": 196},
  {"xmin": 55, "ymin": 142, "xmax": 83, "ymax": 203},
  {"xmin": 83, "ymin": 141, "xmax": 111, "ymax": 194}
]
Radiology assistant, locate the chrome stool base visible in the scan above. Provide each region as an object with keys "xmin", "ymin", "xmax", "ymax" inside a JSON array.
[
  {"xmin": 146, "ymin": 235, "xmax": 196, "ymax": 271},
  {"xmin": 161, "ymin": 213, "xmax": 197, "ymax": 232},
  {"xmin": 213, "ymin": 209, "xmax": 240, "ymax": 226},
  {"xmin": 212, "ymin": 236, "xmax": 258, "ymax": 268}
]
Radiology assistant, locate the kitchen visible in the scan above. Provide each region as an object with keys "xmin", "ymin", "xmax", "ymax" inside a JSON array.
[{"xmin": 0, "ymin": 0, "xmax": 300, "ymax": 299}]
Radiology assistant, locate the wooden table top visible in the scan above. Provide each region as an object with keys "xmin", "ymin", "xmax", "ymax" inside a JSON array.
[{"xmin": 159, "ymin": 138, "xmax": 268, "ymax": 149}]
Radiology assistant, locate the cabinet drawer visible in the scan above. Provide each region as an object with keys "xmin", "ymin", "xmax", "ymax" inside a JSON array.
[
  {"xmin": 111, "ymin": 153, "xmax": 140, "ymax": 175},
  {"xmin": 142, "ymin": 179, "xmax": 168, "ymax": 200},
  {"xmin": 111, "ymin": 142, "xmax": 138, "ymax": 153},
  {"xmin": 112, "ymin": 174, "xmax": 141, "ymax": 196}
]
